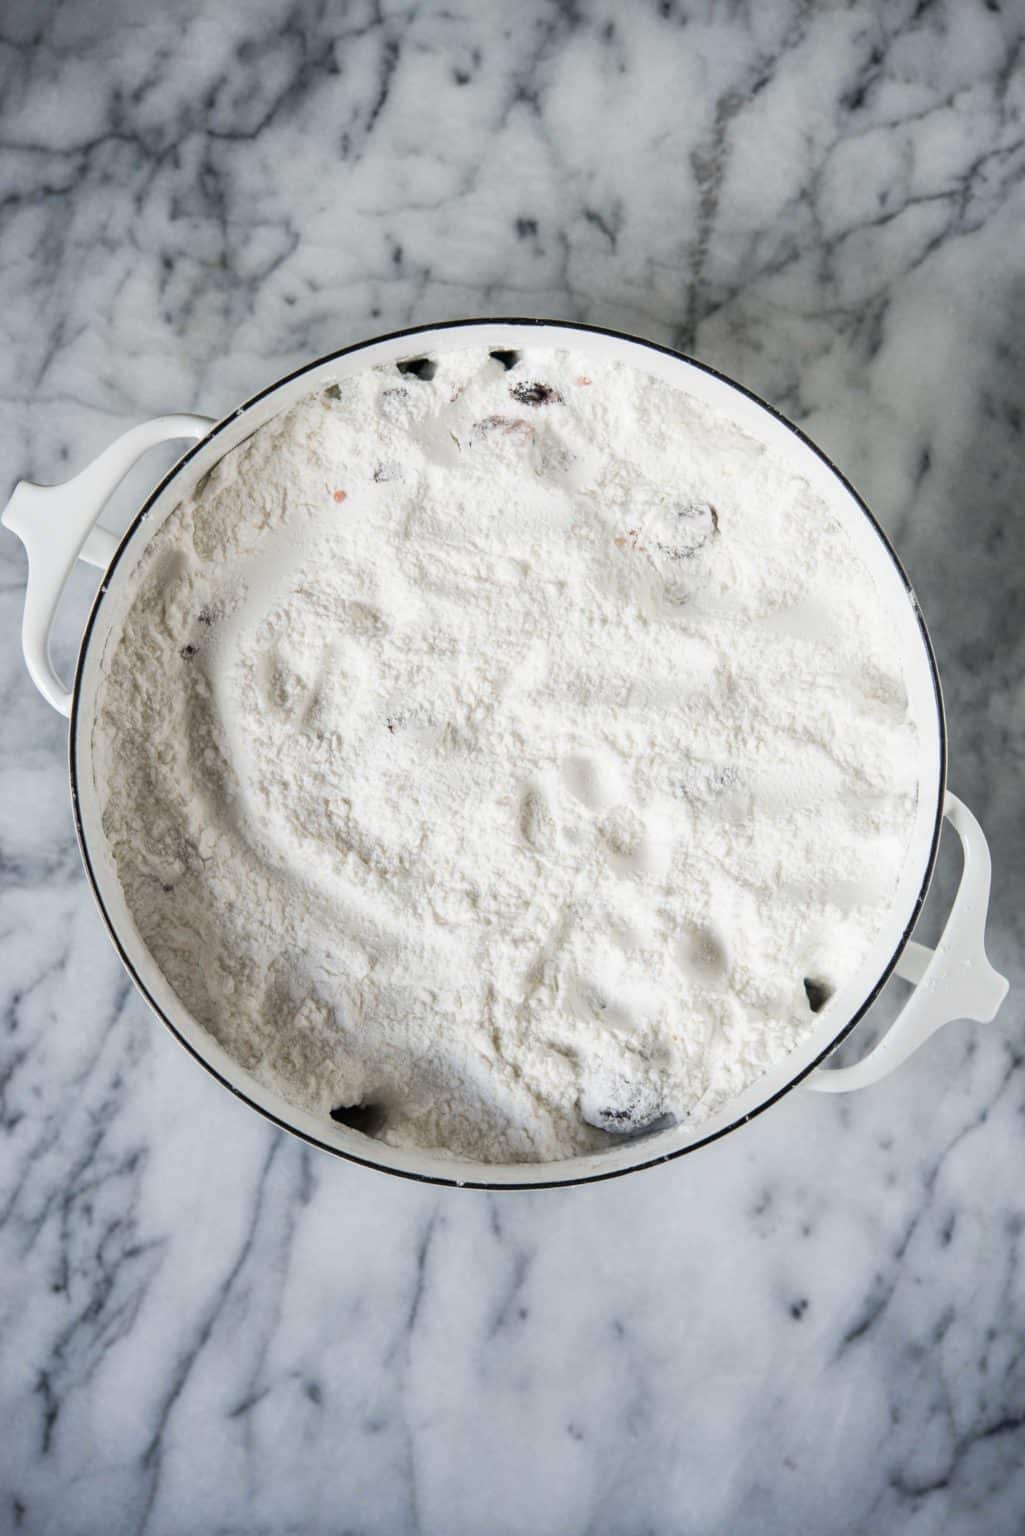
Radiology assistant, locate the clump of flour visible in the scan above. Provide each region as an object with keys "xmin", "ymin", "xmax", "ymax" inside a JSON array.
[{"xmin": 95, "ymin": 347, "xmax": 919, "ymax": 1162}]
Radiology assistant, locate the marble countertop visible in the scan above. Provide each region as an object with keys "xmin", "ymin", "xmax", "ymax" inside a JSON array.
[{"xmin": 1, "ymin": 2, "xmax": 1023, "ymax": 1531}]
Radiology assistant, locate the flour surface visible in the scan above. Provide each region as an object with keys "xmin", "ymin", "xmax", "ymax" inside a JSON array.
[{"xmin": 95, "ymin": 347, "xmax": 920, "ymax": 1162}]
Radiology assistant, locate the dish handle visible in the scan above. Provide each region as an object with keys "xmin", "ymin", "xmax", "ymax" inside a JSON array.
[
  {"xmin": 2, "ymin": 415, "xmax": 215, "ymax": 715},
  {"xmin": 807, "ymin": 793, "xmax": 1008, "ymax": 1092}
]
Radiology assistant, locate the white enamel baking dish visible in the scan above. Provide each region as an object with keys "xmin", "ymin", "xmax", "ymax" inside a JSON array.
[{"xmin": 3, "ymin": 320, "xmax": 1008, "ymax": 1188}]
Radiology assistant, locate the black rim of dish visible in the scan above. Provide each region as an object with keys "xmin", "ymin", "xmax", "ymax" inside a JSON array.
[{"xmin": 67, "ymin": 317, "xmax": 948, "ymax": 1191}]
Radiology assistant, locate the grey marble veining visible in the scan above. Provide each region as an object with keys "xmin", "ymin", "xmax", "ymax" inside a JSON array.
[{"xmin": 1, "ymin": 1, "xmax": 1024, "ymax": 1532}]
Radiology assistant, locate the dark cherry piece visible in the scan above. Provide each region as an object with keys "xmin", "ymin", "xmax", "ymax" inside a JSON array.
[
  {"xmin": 582, "ymin": 1103, "xmax": 674, "ymax": 1138},
  {"xmin": 329, "ymin": 1102, "xmax": 389, "ymax": 1136},
  {"xmin": 804, "ymin": 978, "xmax": 832, "ymax": 1014},
  {"xmin": 657, "ymin": 502, "xmax": 719, "ymax": 559},
  {"xmin": 396, "ymin": 357, "xmax": 437, "ymax": 381},
  {"xmin": 510, "ymin": 381, "xmax": 563, "ymax": 407}
]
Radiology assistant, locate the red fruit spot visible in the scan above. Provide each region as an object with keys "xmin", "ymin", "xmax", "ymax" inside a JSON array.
[
  {"xmin": 475, "ymin": 415, "xmax": 534, "ymax": 441},
  {"xmin": 333, "ymin": 489, "xmax": 347, "ymax": 503}
]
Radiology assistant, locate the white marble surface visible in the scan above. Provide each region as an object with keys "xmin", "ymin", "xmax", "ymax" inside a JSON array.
[{"xmin": 1, "ymin": 1, "xmax": 1024, "ymax": 1531}]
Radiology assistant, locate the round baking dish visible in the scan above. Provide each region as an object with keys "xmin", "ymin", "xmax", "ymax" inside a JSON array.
[{"xmin": 3, "ymin": 319, "xmax": 1008, "ymax": 1188}]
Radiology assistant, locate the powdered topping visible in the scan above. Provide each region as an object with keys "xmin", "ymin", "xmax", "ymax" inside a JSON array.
[{"xmin": 94, "ymin": 346, "xmax": 919, "ymax": 1163}]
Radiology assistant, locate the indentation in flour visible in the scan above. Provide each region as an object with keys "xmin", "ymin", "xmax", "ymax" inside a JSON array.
[
  {"xmin": 519, "ymin": 785, "xmax": 556, "ymax": 853},
  {"xmin": 598, "ymin": 804, "xmax": 669, "ymax": 880},
  {"xmin": 338, "ymin": 601, "xmax": 387, "ymax": 638},
  {"xmin": 560, "ymin": 753, "xmax": 619, "ymax": 812},
  {"xmin": 675, "ymin": 925, "xmax": 729, "ymax": 985},
  {"xmin": 263, "ymin": 647, "xmax": 314, "ymax": 721}
]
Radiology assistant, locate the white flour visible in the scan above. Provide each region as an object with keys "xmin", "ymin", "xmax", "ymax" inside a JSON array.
[{"xmin": 95, "ymin": 346, "xmax": 919, "ymax": 1163}]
